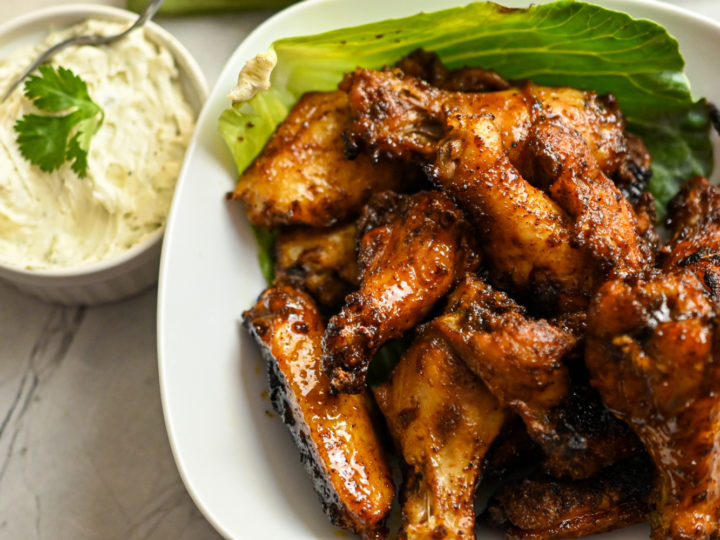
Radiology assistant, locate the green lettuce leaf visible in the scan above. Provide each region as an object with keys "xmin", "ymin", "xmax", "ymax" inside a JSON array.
[
  {"xmin": 220, "ymin": 0, "xmax": 713, "ymax": 276},
  {"xmin": 367, "ymin": 335, "xmax": 413, "ymax": 387},
  {"xmin": 251, "ymin": 224, "xmax": 277, "ymax": 284}
]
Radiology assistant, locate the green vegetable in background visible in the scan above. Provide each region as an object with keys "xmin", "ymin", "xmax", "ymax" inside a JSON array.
[
  {"xmin": 15, "ymin": 65, "xmax": 105, "ymax": 178},
  {"xmin": 251, "ymin": 225, "xmax": 277, "ymax": 284},
  {"xmin": 127, "ymin": 0, "xmax": 296, "ymax": 16},
  {"xmin": 367, "ymin": 336, "xmax": 414, "ymax": 387}
]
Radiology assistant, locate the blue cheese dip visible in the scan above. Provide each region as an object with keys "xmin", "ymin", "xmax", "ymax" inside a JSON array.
[{"xmin": 0, "ymin": 20, "xmax": 195, "ymax": 269}]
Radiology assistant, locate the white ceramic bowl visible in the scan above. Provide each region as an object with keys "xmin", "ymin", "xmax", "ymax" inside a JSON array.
[{"xmin": 0, "ymin": 4, "xmax": 208, "ymax": 305}]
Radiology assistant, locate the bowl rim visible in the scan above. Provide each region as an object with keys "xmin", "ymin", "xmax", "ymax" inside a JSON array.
[{"xmin": 0, "ymin": 3, "xmax": 208, "ymax": 280}]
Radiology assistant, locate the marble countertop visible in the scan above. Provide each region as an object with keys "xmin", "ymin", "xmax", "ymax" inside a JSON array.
[
  {"xmin": 1, "ymin": 1, "xmax": 719, "ymax": 539},
  {"xmin": 0, "ymin": 1, "xmax": 269, "ymax": 538}
]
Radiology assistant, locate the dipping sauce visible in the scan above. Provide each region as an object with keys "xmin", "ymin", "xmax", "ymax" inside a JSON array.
[{"xmin": 0, "ymin": 20, "xmax": 195, "ymax": 269}]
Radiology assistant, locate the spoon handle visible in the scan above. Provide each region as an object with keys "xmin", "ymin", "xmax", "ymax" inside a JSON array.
[{"xmin": 2, "ymin": 0, "xmax": 166, "ymax": 102}]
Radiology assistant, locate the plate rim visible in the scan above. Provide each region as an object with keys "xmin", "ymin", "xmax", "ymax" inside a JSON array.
[{"xmin": 156, "ymin": 0, "xmax": 720, "ymax": 538}]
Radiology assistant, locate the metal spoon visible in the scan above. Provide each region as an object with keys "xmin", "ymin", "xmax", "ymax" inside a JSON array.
[{"xmin": 2, "ymin": 0, "xmax": 165, "ymax": 102}]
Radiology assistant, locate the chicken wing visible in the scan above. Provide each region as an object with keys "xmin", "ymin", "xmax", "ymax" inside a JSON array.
[
  {"xmin": 243, "ymin": 286, "xmax": 395, "ymax": 538},
  {"xmin": 432, "ymin": 276, "xmax": 641, "ymax": 479},
  {"xmin": 431, "ymin": 276, "xmax": 574, "ymax": 422},
  {"xmin": 527, "ymin": 120, "xmax": 653, "ymax": 277},
  {"xmin": 486, "ymin": 455, "xmax": 652, "ymax": 540},
  {"xmin": 587, "ymin": 270, "xmax": 720, "ymax": 536},
  {"xmin": 432, "ymin": 111, "xmax": 595, "ymax": 311},
  {"xmin": 231, "ymin": 90, "xmax": 404, "ymax": 228},
  {"xmin": 274, "ymin": 223, "xmax": 359, "ymax": 311},
  {"xmin": 374, "ymin": 328, "xmax": 507, "ymax": 539},
  {"xmin": 663, "ymin": 176, "xmax": 720, "ymax": 297},
  {"xmin": 323, "ymin": 190, "xmax": 480, "ymax": 393}
]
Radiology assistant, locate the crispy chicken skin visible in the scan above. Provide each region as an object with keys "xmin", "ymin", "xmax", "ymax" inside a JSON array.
[
  {"xmin": 395, "ymin": 48, "xmax": 511, "ymax": 92},
  {"xmin": 486, "ymin": 455, "xmax": 652, "ymax": 540},
  {"xmin": 374, "ymin": 329, "xmax": 506, "ymax": 539},
  {"xmin": 343, "ymin": 68, "xmax": 648, "ymax": 309},
  {"xmin": 231, "ymin": 90, "xmax": 403, "ymax": 228},
  {"xmin": 243, "ymin": 286, "xmax": 394, "ymax": 539},
  {"xmin": 666, "ymin": 176, "xmax": 720, "ymax": 234},
  {"xmin": 633, "ymin": 191, "xmax": 661, "ymax": 255},
  {"xmin": 538, "ymin": 386, "xmax": 643, "ymax": 480},
  {"xmin": 274, "ymin": 223, "xmax": 359, "ymax": 311},
  {"xmin": 342, "ymin": 68, "xmax": 630, "ymax": 176},
  {"xmin": 587, "ymin": 183, "xmax": 720, "ymax": 540},
  {"xmin": 586, "ymin": 273, "xmax": 720, "ymax": 539},
  {"xmin": 527, "ymin": 120, "xmax": 653, "ymax": 277},
  {"xmin": 614, "ymin": 132, "xmax": 654, "ymax": 205},
  {"xmin": 431, "ymin": 276, "xmax": 574, "ymax": 421},
  {"xmin": 585, "ymin": 177, "xmax": 720, "ymax": 540},
  {"xmin": 323, "ymin": 190, "xmax": 480, "ymax": 394},
  {"xmin": 663, "ymin": 176, "xmax": 720, "ymax": 296},
  {"xmin": 432, "ymin": 111, "xmax": 594, "ymax": 311},
  {"xmin": 432, "ymin": 276, "xmax": 641, "ymax": 479}
]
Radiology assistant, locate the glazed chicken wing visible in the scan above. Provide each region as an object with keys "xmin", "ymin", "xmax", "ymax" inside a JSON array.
[
  {"xmin": 243, "ymin": 286, "xmax": 395, "ymax": 539},
  {"xmin": 374, "ymin": 328, "xmax": 507, "ymax": 539},
  {"xmin": 527, "ymin": 120, "xmax": 653, "ymax": 277},
  {"xmin": 432, "ymin": 276, "xmax": 641, "ymax": 479},
  {"xmin": 486, "ymin": 455, "xmax": 652, "ymax": 540},
  {"xmin": 274, "ymin": 223, "xmax": 359, "ymax": 311},
  {"xmin": 586, "ymin": 180, "xmax": 720, "ymax": 539},
  {"xmin": 323, "ymin": 190, "xmax": 480, "ymax": 393},
  {"xmin": 432, "ymin": 111, "xmax": 594, "ymax": 311},
  {"xmin": 231, "ymin": 90, "xmax": 404, "ymax": 228},
  {"xmin": 431, "ymin": 276, "xmax": 574, "ymax": 422},
  {"xmin": 587, "ymin": 273, "xmax": 720, "ymax": 539},
  {"xmin": 663, "ymin": 176, "xmax": 720, "ymax": 295}
]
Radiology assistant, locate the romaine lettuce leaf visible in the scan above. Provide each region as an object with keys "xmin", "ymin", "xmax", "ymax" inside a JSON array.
[{"xmin": 219, "ymin": 0, "xmax": 713, "ymax": 277}]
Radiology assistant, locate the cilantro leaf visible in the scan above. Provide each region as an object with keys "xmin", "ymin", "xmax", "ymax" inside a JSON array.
[
  {"xmin": 14, "ymin": 65, "xmax": 104, "ymax": 178},
  {"xmin": 15, "ymin": 113, "xmax": 76, "ymax": 172}
]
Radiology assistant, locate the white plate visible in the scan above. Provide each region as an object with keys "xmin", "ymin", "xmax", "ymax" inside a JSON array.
[{"xmin": 157, "ymin": 0, "xmax": 720, "ymax": 538}]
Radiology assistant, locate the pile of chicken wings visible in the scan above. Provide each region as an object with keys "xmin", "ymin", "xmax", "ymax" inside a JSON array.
[{"xmin": 236, "ymin": 50, "xmax": 720, "ymax": 540}]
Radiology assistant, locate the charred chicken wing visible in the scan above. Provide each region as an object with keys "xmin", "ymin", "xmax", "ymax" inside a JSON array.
[
  {"xmin": 526, "ymin": 119, "xmax": 653, "ymax": 277},
  {"xmin": 231, "ymin": 90, "xmax": 403, "ymax": 228},
  {"xmin": 243, "ymin": 286, "xmax": 395, "ymax": 538},
  {"xmin": 663, "ymin": 176, "xmax": 720, "ymax": 296},
  {"xmin": 274, "ymin": 223, "xmax": 360, "ymax": 311},
  {"xmin": 486, "ymin": 455, "xmax": 653, "ymax": 540},
  {"xmin": 587, "ymin": 216, "xmax": 720, "ymax": 539},
  {"xmin": 323, "ymin": 190, "xmax": 480, "ymax": 394},
  {"xmin": 374, "ymin": 328, "xmax": 507, "ymax": 539}
]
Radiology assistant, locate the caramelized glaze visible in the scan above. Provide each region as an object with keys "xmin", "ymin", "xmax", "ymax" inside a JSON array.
[{"xmin": 244, "ymin": 286, "xmax": 394, "ymax": 539}]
